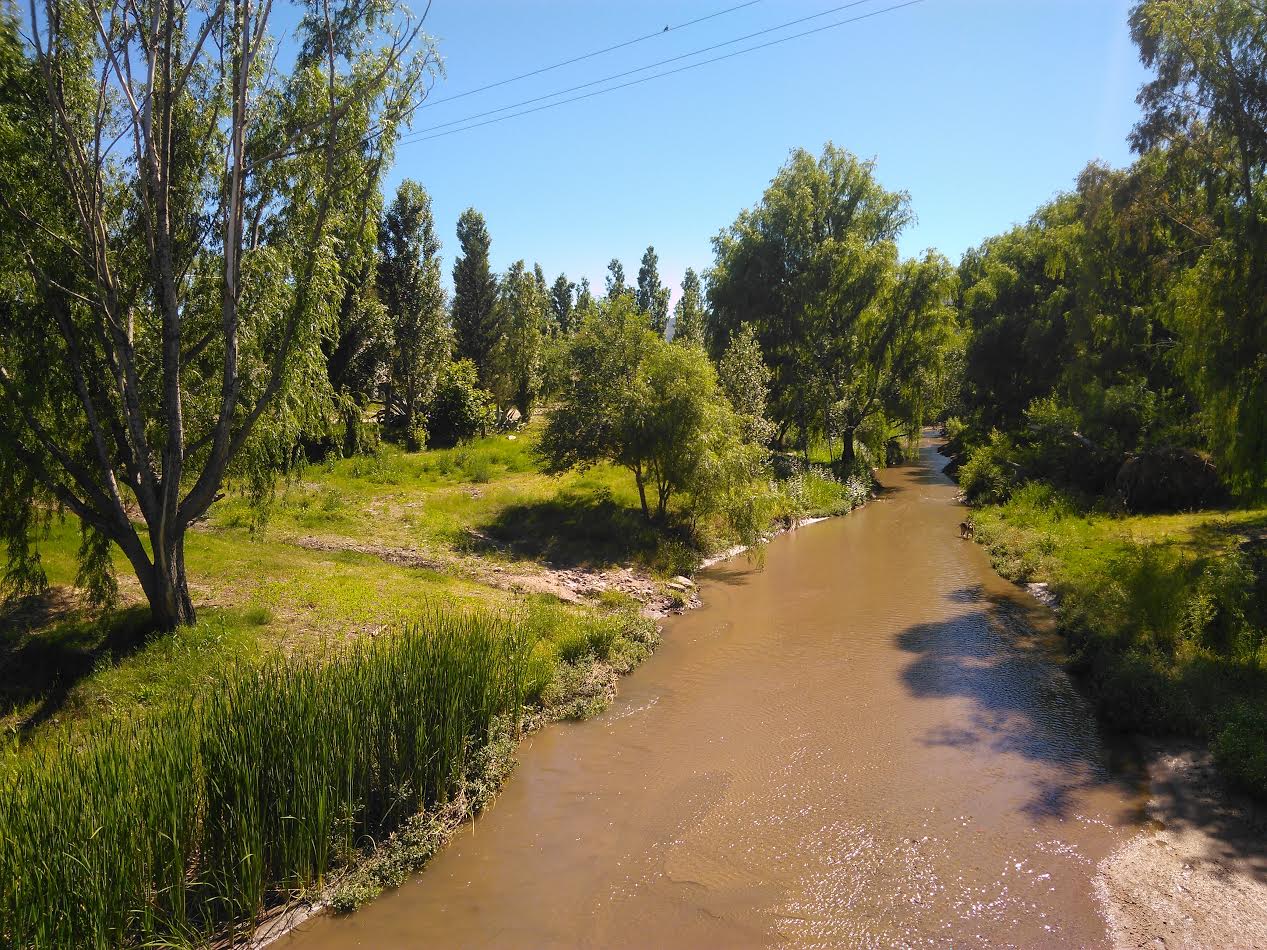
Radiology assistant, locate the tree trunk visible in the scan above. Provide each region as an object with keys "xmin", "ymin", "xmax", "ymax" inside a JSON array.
[
  {"xmin": 633, "ymin": 467, "xmax": 651, "ymax": 521},
  {"xmin": 656, "ymin": 481, "xmax": 671, "ymax": 522},
  {"xmin": 839, "ymin": 427, "xmax": 857, "ymax": 473},
  {"xmin": 140, "ymin": 535, "xmax": 196, "ymax": 631}
]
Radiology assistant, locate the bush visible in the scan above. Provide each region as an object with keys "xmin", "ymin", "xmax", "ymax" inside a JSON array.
[
  {"xmin": 426, "ymin": 360, "xmax": 492, "ymax": 448},
  {"xmin": 1214, "ymin": 704, "xmax": 1267, "ymax": 797},
  {"xmin": 959, "ymin": 429, "xmax": 1021, "ymax": 504}
]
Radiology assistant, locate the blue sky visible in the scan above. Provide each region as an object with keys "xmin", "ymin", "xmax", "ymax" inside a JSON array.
[{"xmin": 381, "ymin": 0, "xmax": 1150, "ymax": 300}]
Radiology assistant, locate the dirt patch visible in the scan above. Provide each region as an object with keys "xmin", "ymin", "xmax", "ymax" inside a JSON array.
[
  {"xmin": 293, "ymin": 536, "xmax": 448, "ymax": 571},
  {"xmin": 1096, "ymin": 743, "xmax": 1267, "ymax": 949},
  {"xmin": 290, "ymin": 534, "xmax": 694, "ymax": 619}
]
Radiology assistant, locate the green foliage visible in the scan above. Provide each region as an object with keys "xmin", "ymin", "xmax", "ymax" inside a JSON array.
[
  {"xmin": 604, "ymin": 259, "xmax": 629, "ymax": 300},
  {"xmin": 426, "ymin": 360, "xmax": 494, "ymax": 448},
  {"xmin": 379, "ymin": 181, "xmax": 452, "ymax": 449},
  {"xmin": 539, "ymin": 297, "xmax": 766, "ymax": 543},
  {"xmin": 718, "ymin": 323, "xmax": 775, "ymax": 445},
  {"xmin": 1129, "ymin": 0, "xmax": 1267, "ymax": 492},
  {"xmin": 956, "ymin": 2, "xmax": 1267, "ymax": 497},
  {"xmin": 451, "ymin": 208, "xmax": 500, "ymax": 377},
  {"xmin": 776, "ymin": 463, "xmax": 872, "ymax": 520},
  {"xmin": 708, "ymin": 144, "xmax": 956, "ymax": 464},
  {"xmin": 958, "ymin": 430, "xmax": 1022, "ymax": 505},
  {"xmin": 0, "ymin": 607, "xmax": 527, "ymax": 948},
  {"xmin": 0, "ymin": 1, "xmax": 434, "ymax": 629},
  {"xmin": 671, "ymin": 267, "xmax": 708, "ymax": 348},
  {"xmin": 974, "ymin": 488, "xmax": 1267, "ymax": 797},
  {"xmin": 549, "ymin": 273, "xmax": 577, "ymax": 335},
  {"xmin": 1214, "ymin": 705, "xmax": 1267, "ymax": 796},
  {"xmin": 635, "ymin": 246, "xmax": 671, "ymax": 337},
  {"xmin": 488, "ymin": 261, "xmax": 547, "ymax": 420}
]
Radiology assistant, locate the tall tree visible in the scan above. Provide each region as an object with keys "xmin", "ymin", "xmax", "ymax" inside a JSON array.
[
  {"xmin": 672, "ymin": 268, "xmax": 708, "ymax": 348},
  {"xmin": 576, "ymin": 277, "xmax": 597, "ymax": 315},
  {"xmin": 1130, "ymin": 0, "xmax": 1267, "ymax": 491},
  {"xmin": 0, "ymin": 0, "xmax": 432, "ymax": 629},
  {"xmin": 636, "ymin": 245, "xmax": 671, "ymax": 337},
  {"xmin": 550, "ymin": 273, "xmax": 577, "ymax": 335},
  {"xmin": 708, "ymin": 144, "xmax": 930, "ymax": 460},
  {"xmin": 378, "ymin": 181, "xmax": 451, "ymax": 449},
  {"xmin": 605, "ymin": 258, "xmax": 628, "ymax": 300},
  {"xmin": 451, "ymin": 208, "xmax": 499, "ymax": 379},
  {"xmin": 488, "ymin": 261, "xmax": 546, "ymax": 420}
]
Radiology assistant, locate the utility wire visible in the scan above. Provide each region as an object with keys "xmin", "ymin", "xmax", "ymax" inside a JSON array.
[
  {"xmin": 400, "ymin": 0, "xmax": 926, "ymax": 145},
  {"xmin": 411, "ymin": 0, "xmax": 884, "ymax": 137},
  {"xmin": 421, "ymin": 0, "xmax": 768, "ymax": 109}
]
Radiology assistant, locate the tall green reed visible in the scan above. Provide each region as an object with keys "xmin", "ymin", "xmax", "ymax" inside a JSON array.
[{"xmin": 0, "ymin": 606, "xmax": 528, "ymax": 949}]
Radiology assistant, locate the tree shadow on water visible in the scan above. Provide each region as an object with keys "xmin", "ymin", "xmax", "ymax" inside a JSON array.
[{"xmin": 896, "ymin": 585, "xmax": 1145, "ymax": 824}]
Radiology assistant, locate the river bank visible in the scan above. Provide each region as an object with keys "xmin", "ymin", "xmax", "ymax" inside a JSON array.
[
  {"xmin": 962, "ymin": 475, "xmax": 1267, "ymax": 947},
  {"xmin": 271, "ymin": 435, "xmax": 1150, "ymax": 948},
  {"xmin": 1096, "ymin": 741, "xmax": 1267, "ymax": 949},
  {"xmin": 248, "ymin": 505, "xmax": 868, "ymax": 946}
]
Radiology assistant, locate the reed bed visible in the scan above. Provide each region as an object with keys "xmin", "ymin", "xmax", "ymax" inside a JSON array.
[{"xmin": 0, "ymin": 607, "xmax": 528, "ymax": 949}]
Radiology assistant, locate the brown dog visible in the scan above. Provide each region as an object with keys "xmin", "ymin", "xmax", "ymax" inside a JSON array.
[{"xmin": 959, "ymin": 520, "xmax": 975, "ymax": 540}]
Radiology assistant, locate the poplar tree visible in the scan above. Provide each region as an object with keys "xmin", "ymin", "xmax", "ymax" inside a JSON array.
[
  {"xmin": 452, "ymin": 208, "xmax": 499, "ymax": 379},
  {"xmin": 378, "ymin": 181, "xmax": 451, "ymax": 449},
  {"xmin": 672, "ymin": 268, "xmax": 708, "ymax": 348},
  {"xmin": 488, "ymin": 261, "xmax": 546, "ymax": 420},
  {"xmin": 605, "ymin": 259, "xmax": 629, "ymax": 300},
  {"xmin": 636, "ymin": 245, "xmax": 671, "ymax": 337},
  {"xmin": 550, "ymin": 274, "xmax": 577, "ymax": 335}
]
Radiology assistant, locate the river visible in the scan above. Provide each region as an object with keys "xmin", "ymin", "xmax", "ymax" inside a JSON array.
[{"xmin": 276, "ymin": 435, "xmax": 1143, "ymax": 948}]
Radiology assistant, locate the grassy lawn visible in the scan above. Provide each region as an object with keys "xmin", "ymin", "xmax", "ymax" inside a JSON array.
[
  {"xmin": 1, "ymin": 422, "xmax": 861, "ymax": 739},
  {"xmin": 973, "ymin": 483, "xmax": 1267, "ymax": 796},
  {"xmin": 0, "ymin": 426, "xmax": 638, "ymax": 735}
]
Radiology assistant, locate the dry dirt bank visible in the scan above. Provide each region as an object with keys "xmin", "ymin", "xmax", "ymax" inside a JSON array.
[{"xmin": 1096, "ymin": 743, "xmax": 1267, "ymax": 949}]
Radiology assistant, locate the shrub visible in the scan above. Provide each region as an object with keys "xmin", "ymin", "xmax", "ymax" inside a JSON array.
[
  {"xmin": 1214, "ymin": 704, "xmax": 1267, "ymax": 797},
  {"xmin": 959, "ymin": 429, "xmax": 1021, "ymax": 504},
  {"xmin": 426, "ymin": 360, "xmax": 492, "ymax": 448}
]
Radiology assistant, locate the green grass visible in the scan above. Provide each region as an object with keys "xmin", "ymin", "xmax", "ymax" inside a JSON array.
[
  {"xmin": 4, "ymin": 423, "xmax": 866, "ymax": 739},
  {"xmin": 974, "ymin": 482, "xmax": 1267, "ymax": 797},
  {"xmin": 0, "ymin": 606, "xmax": 528, "ymax": 949}
]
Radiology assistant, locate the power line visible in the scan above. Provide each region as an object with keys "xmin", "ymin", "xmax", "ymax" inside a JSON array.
[
  {"xmin": 400, "ymin": 0, "xmax": 926, "ymax": 146},
  {"xmin": 421, "ymin": 0, "xmax": 768, "ymax": 110},
  {"xmin": 411, "ymin": 0, "xmax": 885, "ymax": 137}
]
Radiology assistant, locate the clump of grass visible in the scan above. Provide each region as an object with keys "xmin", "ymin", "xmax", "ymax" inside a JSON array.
[
  {"xmin": 0, "ymin": 607, "xmax": 528, "ymax": 949},
  {"xmin": 242, "ymin": 604, "xmax": 273, "ymax": 626},
  {"xmin": 597, "ymin": 588, "xmax": 638, "ymax": 612}
]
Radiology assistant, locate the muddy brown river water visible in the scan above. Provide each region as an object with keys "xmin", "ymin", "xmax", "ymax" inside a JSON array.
[{"xmin": 278, "ymin": 437, "xmax": 1145, "ymax": 948}]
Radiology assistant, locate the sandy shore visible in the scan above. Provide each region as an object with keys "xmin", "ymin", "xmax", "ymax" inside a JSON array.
[{"xmin": 1096, "ymin": 742, "xmax": 1267, "ymax": 949}]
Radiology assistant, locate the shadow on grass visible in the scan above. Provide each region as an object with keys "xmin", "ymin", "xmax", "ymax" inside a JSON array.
[
  {"xmin": 1184, "ymin": 510, "xmax": 1267, "ymax": 556},
  {"xmin": 467, "ymin": 488, "xmax": 685, "ymax": 572},
  {"xmin": 0, "ymin": 591, "xmax": 153, "ymax": 734}
]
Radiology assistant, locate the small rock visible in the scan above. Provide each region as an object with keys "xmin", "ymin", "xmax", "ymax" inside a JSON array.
[{"xmin": 671, "ymin": 575, "xmax": 695, "ymax": 588}]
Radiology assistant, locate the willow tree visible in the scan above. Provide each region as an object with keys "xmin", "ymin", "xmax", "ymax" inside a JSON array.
[
  {"xmin": 0, "ymin": 1, "xmax": 434, "ymax": 629},
  {"xmin": 708, "ymin": 144, "xmax": 952, "ymax": 462},
  {"xmin": 1131, "ymin": 0, "xmax": 1267, "ymax": 491}
]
